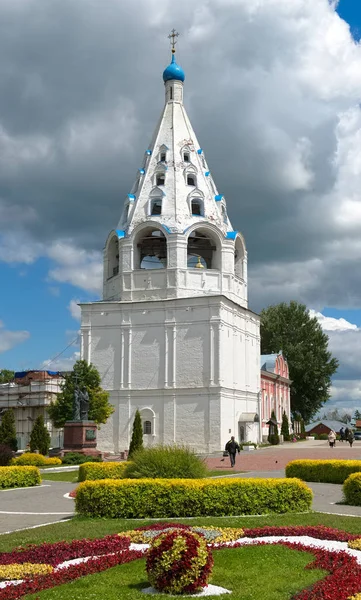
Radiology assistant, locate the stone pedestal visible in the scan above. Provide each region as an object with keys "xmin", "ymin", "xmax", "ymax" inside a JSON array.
[{"xmin": 63, "ymin": 421, "xmax": 101, "ymax": 457}]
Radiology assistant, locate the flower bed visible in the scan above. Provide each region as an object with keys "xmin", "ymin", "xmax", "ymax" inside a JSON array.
[
  {"xmin": 2, "ymin": 524, "xmax": 361, "ymax": 598},
  {"xmin": 0, "ymin": 466, "xmax": 41, "ymax": 489},
  {"xmin": 286, "ymin": 459, "xmax": 361, "ymax": 484},
  {"xmin": 75, "ymin": 477, "xmax": 313, "ymax": 517}
]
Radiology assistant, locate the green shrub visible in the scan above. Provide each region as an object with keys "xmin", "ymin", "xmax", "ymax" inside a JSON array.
[
  {"xmin": 286, "ymin": 459, "xmax": 361, "ymax": 483},
  {"xmin": 0, "ymin": 466, "xmax": 41, "ymax": 489},
  {"xmin": 0, "ymin": 409, "xmax": 17, "ymax": 451},
  {"xmin": 281, "ymin": 411, "xmax": 290, "ymax": 441},
  {"xmin": 61, "ymin": 452, "xmax": 102, "ymax": 465},
  {"xmin": 0, "ymin": 444, "xmax": 13, "ymax": 466},
  {"xmin": 344, "ymin": 472, "xmax": 361, "ymax": 505},
  {"xmin": 268, "ymin": 411, "xmax": 279, "ymax": 446},
  {"xmin": 75, "ymin": 477, "xmax": 312, "ymax": 518},
  {"xmin": 124, "ymin": 445, "xmax": 208, "ymax": 479},
  {"xmin": 30, "ymin": 415, "xmax": 51, "ymax": 455},
  {"xmin": 317, "ymin": 433, "xmax": 329, "ymax": 440},
  {"xmin": 128, "ymin": 409, "xmax": 143, "ymax": 458},
  {"xmin": 11, "ymin": 453, "xmax": 61, "ymax": 467},
  {"xmin": 78, "ymin": 461, "xmax": 129, "ymax": 482}
]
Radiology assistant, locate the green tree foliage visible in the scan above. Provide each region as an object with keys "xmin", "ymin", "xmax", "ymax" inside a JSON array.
[
  {"xmin": 281, "ymin": 411, "xmax": 290, "ymax": 441},
  {"xmin": 128, "ymin": 409, "xmax": 143, "ymax": 458},
  {"xmin": 261, "ymin": 301, "xmax": 339, "ymax": 423},
  {"xmin": 354, "ymin": 410, "xmax": 361, "ymax": 422},
  {"xmin": 30, "ymin": 415, "xmax": 51, "ymax": 455},
  {"xmin": 0, "ymin": 370, "xmax": 14, "ymax": 384},
  {"xmin": 0, "ymin": 409, "xmax": 17, "ymax": 451},
  {"xmin": 47, "ymin": 360, "xmax": 114, "ymax": 428},
  {"xmin": 268, "ymin": 410, "xmax": 279, "ymax": 445}
]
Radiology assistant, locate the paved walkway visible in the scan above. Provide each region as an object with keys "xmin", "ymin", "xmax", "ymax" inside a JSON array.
[{"xmin": 0, "ymin": 480, "xmax": 75, "ymax": 534}]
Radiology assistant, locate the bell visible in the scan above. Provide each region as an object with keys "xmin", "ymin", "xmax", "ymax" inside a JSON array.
[{"xmin": 195, "ymin": 256, "xmax": 204, "ymax": 269}]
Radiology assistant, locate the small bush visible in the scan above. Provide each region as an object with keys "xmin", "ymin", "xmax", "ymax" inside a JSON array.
[
  {"xmin": 128, "ymin": 409, "xmax": 143, "ymax": 458},
  {"xmin": 317, "ymin": 433, "xmax": 329, "ymax": 440},
  {"xmin": 0, "ymin": 409, "xmax": 17, "ymax": 451},
  {"xmin": 344, "ymin": 473, "xmax": 361, "ymax": 506},
  {"xmin": 0, "ymin": 444, "xmax": 13, "ymax": 466},
  {"xmin": 0, "ymin": 466, "xmax": 41, "ymax": 489},
  {"xmin": 11, "ymin": 453, "xmax": 61, "ymax": 467},
  {"xmin": 78, "ymin": 461, "xmax": 129, "ymax": 482},
  {"xmin": 75, "ymin": 477, "xmax": 313, "ymax": 518},
  {"xmin": 30, "ymin": 415, "xmax": 51, "ymax": 455},
  {"xmin": 281, "ymin": 411, "xmax": 290, "ymax": 441},
  {"xmin": 286, "ymin": 459, "xmax": 361, "ymax": 484},
  {"xmin": 268, "ymin": 410, "xmax": 279, "ymax": 445},
  {"xmin": 124, "ymin": 445, "xmax": 208, "ymax": 479},
  {"xmin": 61, "ymin": 452, "xmax": 102, "ymax": 465}
]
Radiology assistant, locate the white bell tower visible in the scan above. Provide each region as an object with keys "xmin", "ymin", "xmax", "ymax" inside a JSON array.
[{"xmin": 81, "ymin": 33, "xmax": 260, "ymax": 454}]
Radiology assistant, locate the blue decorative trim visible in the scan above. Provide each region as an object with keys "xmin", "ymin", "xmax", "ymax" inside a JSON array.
[
  {"xmin": 128, "ymin": 194, "xmax": 136, "ymax": 201},
  {"xmin": 139, "ymin": 169, "xmax": 145, "ymax": 175},
  {"xmin": 116, "ymin": 229, "xmax": 126, "ymax": 239},
  {"xmin": 205, "ymin": 171, "xmax": 210, "ymax": 176},
  {"xmin": 162, "ymin": 225, "xmax": 172, "ymax": 233},
  {"xmin": 197, "ymin": 148, "xmax": 203, "ymax": 154},
  {"xmin": 226, "ymin": 231, "xmax": 238, "ymax": 240},
  {"xmin": 146, "ymin": 150, "xmax": 152, "ymax": 155},
  {"xmin": 215, "ymin": 195, "xmax": 223, "ymax": 202}
]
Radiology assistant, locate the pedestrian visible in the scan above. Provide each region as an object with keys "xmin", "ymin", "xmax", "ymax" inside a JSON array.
[
  {"xmin": 348, "ymin": 431, "xmax": 354, "ymax": 448},
  {"xmin": 328, "ymin": 429, "xmax": 336, "ymax": 448},
  {"xmin": 345, "ymin": 427, "xmax": 350, "ymax": 440},
  {"xmin": 225, "ymin": 436, "xmax": 241, "ymax": 467},
  {"xmin": 340, "ymin": 427, "xmax": 345, "ymax": 442}
]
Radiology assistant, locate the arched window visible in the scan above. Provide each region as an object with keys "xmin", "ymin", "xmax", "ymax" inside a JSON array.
[
  {"xmin": 156, "ymin": 173, "xmax": 165, "ymax": 186},
  {"xmin": 187, "ymin": 174, "xmax": 196, "ymax": 186},
  {"xmin": 191, "ymin": 198, "xmax": 203, "ymax": 216},
  {"xmin": 150, "ymin": 198, "xmax": 162, "ymax": 216},
  {"xmin": 134, "ymin": 227, "xmax": 167, "ymax": 270},
  {"xmin": 187, "ymin": 228, "xmax": 219, "ymax": 269},
  {"xmin": 234, "ymin": 235, "xmax": 246, "ymax": 280},
  {"xmin": 183, "ymin": 151, "xmax": 190, "ymax": 162},
  {"xmin": 143, "ymin": 420, "xmax": 152, "ymax": 434},
  {"xmin": 160, "ymin": 152, "xmax": 166, "ymax": 162},
  {"xmin": 107, "ymin": 236, "xmax": 119, "ymax": 278}
]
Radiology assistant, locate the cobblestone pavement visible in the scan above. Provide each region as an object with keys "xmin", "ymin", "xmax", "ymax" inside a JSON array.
[{"xmin": 206, "ymin": 440, "xmax": 361, "ymax": 472}]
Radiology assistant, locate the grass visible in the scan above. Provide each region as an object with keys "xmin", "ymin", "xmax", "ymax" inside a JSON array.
[
  {"xmin": 23, "ymin": 545, "xmax": 326, "ymax": 600},
  {"xmin": 42, "ymin": 472, "xmax": 79, "ymax": 483},
  {"xmin": 3, "ymin": 512, "xmax": 361, "ymax": 553}
]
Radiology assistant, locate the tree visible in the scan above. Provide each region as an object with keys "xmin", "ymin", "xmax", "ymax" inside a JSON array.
[
  {"xmin": 321, "ymin": 408, "xmax": 351, "ymax": 424},
  {"xmin": 354, "ymin": 410, "xmax": 361, "ymax": 422},
  {"xmin": 30, "ymin": 415, "xmax": 51, "ymax": 455},
  {"xmin": 268, "ymin": 410, "xmax": 279, "ymax": 445},
  {"xmin": 261, "ymin": 301, "xmax": 339, "ymax": 423},
  {"xmin": 128, "ymin": 409, "xmax": 143, "ymax": 457},
  {"xmin": 47, "ymin": 360, "xmax": 114, "ymax": 428},
  {"xmin": 0, "ymin": 409, "xmax": 17, "ymax": 451},
  {"xmin": 281, "ymin": 411, "xmax": 290, "ymax": 441},
  {"xmin": 0, "ymin": 370, "xmax": 14, "ymax": 384}
]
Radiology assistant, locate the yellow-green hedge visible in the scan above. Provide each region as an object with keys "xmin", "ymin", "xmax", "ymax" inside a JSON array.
[
  {"xmin": 343, "ymin": 472, "xmax": 361, "ymax": 505},
  {"xmin": 78, "ymin": 461, "xmax": 130, "ymax": 482},
  {"xmin": 286, "ymin": 459, "xmax": 361, "ymax": 484},
  {"xmin": 75, "ymin": 477, "xmax": 312, "ymax": 518},
  {"xmin": 0, "ymin": 466, "xmax": 41, "ymax": 489},
  {"xmin": 11, "ymin": 454, "xmax": 62, "ymax": 467}
]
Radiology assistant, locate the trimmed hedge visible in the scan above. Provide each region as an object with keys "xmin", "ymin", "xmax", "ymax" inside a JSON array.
[
  {"xmin": 286, "ymin": 459, "xmax": 361, "ymax": 484},
  {"xmin": 11, "ymin": 453, "xmax": 62, "ymax": 467},
  {"xmin": 75, "ymin": 477, "xmax": 312, "ymax": 518},
  {"xmin": 78, "ymin": 461, "xmax": 130, "ymax": 482},
  {"xmin": 0, "ymin": 466, "xmax": 41, "ymax": 489},
  {"xmin": 344, "ymin": 473, "xmax": 361, "ymax": 506}
]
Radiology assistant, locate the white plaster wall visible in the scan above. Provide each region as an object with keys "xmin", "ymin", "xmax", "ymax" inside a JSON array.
[{"xmin": 81, "ymin": 295, "xmax": 260, "ymax": 454}]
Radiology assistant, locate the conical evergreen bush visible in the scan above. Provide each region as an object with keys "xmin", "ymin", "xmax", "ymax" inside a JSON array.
[
  {"xmin": 30, "ymin": 415, "xmax": 51, "ymax": 456},
  {"xmin": 128, "ymin": 409, "xmax": 143, "ymax": 458}
]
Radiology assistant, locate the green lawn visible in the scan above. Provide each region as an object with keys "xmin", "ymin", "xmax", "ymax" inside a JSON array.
[
  {"xmin": 207, "ymin": 469, "xmax": 245, "ymax": 476},
  {"xmin": 42, "ymin": 472, "xmax": 79, "ymax": 483},
  {"xmin": 23, "ymin": 545, "xmax": 326, "ymax": 600},
  {"xmin": 3, "ymin": 512, "xmax": 361, "ymax": 553}
]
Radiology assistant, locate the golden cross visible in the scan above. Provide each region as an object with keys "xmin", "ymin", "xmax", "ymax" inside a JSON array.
[{"xmin": 168, "ymin": 28, "xmax": 179, "ymax": 53}]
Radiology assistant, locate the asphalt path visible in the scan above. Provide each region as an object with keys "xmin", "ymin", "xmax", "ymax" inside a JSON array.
[{"xmin": 0, "ymin": 480, "xmax": 76, "ymax": 534}]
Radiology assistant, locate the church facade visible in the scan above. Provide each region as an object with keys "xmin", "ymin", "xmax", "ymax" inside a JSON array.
[{"xmin": 80, "ymin": 44, "xmax": 261, "ymax": 454}]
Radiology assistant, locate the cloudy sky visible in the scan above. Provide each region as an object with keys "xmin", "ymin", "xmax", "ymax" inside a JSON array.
[{"xmin": 1, "ymin": 0, "xmax": 361, "ymax": 416}]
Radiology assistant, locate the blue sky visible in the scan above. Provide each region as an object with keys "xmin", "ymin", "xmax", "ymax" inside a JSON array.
[{"xmin": 0, "ymin": 0, "xmax": 361, "ymax": 417}]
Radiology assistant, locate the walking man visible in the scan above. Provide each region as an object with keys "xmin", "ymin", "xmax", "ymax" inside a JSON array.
[{"xmin": 225, "ymin": 436, "xmax": 241, "ymax": 467}]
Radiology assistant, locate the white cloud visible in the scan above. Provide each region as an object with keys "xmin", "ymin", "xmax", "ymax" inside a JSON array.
[
  {"xmin": 68, "ymin": 299, "xmax": 81, "ymax": 321},
  {"xmin": 42, "ymin": 351, "xmax": 80, "ymax": 372},
  {"xmin": 309, "ymin": 309, "xmax": 359, "ymax": 332},
  {"xmin": 47, "ymin": 241, "xmax": 102, "ymax": 294},
  {"xmin": 0, "ymin": 321, "xmax": 30, "ymax": 353}
]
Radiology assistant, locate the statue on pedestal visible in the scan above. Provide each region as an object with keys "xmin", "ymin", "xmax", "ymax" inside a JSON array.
[{"xmin": 73, "ymin": 386, "xmax": 90, "ymax": 421}]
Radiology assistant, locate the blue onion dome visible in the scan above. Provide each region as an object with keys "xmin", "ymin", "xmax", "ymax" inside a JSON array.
[{"xmin": 163, "ymin": 53, "xmax": 185, "ymax": 82}]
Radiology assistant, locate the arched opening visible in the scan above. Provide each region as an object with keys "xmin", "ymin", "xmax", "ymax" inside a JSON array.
[
  {"xmin": 187, "ymin": 229, "xmax": 219, "ymax": 269},
  {"xmin": 156, "ymin": 173, "xmax": 165, "ymax": 186},
  {"xmin": 135, "ymin": 227, "xmax": 167, "ymax": 270},
  {"xmin": 234, "ymin": 235, "xmax": 245, "ymax": 280},
  {"xmin": 139, "ymin": 407, "xmax": 156, "ymax": 445},
  {"xmin": 143, "ymin": 420, "xmax": 152, "ymax": 434},
  {"xmin": 187, "ymin": 174, "xmax": 196, "ymax": 186},
  {"xmin": 191, "ymin": 198, "xmax": 204, "ymax": 216},
  {"xmin": 150, "ymin": 198, "xmax": 162, "ymax": 216},
  {"xmin": 107, "ymin": 235, "xmax": 119, "ymax": 278}
]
